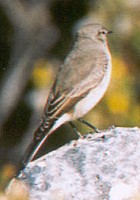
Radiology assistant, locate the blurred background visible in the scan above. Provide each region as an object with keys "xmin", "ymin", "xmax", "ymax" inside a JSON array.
[{"xmin": 0, "ymin": 0, "xmax": 139, "ymax": 189}]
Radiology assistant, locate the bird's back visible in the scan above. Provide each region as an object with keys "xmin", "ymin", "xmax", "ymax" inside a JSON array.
[{"xmin": 56, "ymin": 40, "xmax": 110, "ymax": 97}]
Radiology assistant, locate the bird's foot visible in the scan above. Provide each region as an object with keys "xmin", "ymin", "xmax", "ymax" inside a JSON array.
[{"xmin": 102, "ymin": 125, "xmax": 115, "ymax": 132}]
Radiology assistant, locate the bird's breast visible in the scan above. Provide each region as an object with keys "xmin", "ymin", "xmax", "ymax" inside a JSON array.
[{"xmin": 72, "ymin": 59, "xmax": 112, "ymax": 119}]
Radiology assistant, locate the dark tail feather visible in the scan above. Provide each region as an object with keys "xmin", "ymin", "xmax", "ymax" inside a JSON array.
[{"xmin": 16, "ymin": 121, "xmax": 54, "ymax": 178}]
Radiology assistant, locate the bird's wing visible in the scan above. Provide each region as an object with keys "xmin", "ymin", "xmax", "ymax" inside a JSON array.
[
  {"xmin": 44, "ymin": 50, "xmax": 108, "ymax": 119},
  {"xmin": 17, "ymin": 49, "xmax": 109, "ymax": 173}
]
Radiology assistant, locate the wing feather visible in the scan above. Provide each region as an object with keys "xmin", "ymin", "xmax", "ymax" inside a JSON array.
[{"xmin": 44, "ymin": 49, "xmax": 108, "ymax": 119}]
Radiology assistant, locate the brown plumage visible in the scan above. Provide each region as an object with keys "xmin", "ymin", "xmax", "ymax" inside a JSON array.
[{"xmin": 16, "ymin": 23, "xmax": 112, "ymax": 177}]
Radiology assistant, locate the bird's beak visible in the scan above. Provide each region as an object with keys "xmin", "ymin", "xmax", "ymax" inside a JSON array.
[{"xmin": 107, "ymin": 30, "xmax": 113, "ymax": 34}]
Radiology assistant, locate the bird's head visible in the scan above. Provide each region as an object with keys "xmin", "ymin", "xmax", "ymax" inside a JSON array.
[{"xmin": 77, "ymin": 23, "xmax": 112, "ymax": 43}]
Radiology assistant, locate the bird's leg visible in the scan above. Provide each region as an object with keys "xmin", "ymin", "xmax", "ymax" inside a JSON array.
[
  {"xmin": 69, "ymin": 122, "xmax": 83, "ymax": 138},
  {"xmin": 78, "ymin": 118, "xmax": 99, "ymax": 133}
]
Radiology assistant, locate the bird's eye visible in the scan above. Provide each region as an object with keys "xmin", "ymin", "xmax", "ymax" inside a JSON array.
[{"xmin": 100, "ymin": 30, "xmax": 106, "ymax": 35}]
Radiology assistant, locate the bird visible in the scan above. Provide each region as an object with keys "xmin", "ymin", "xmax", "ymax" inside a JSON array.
[{"xmin": 16, "ymin": 23, "xmax": 112, "ymax": 177}]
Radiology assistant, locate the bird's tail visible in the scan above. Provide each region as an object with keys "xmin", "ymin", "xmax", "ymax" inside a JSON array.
[{"xmin": 16, "ymin": 119, "xmax": 55, "ymax": 178}]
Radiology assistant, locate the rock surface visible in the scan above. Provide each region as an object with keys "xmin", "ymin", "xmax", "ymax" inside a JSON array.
[{"xmin": 14, "ymin": 127, "xmax": 140, "ymax": 199}]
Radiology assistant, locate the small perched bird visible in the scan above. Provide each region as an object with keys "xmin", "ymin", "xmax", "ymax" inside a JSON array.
[{"xmin": 17, "ymin": 23, "xmax": 112, "ymax": 177}]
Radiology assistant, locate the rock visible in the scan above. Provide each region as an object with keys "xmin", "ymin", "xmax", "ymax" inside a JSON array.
[{"xmin": 9, "ymin": 127, "xmax": 140, "ymax": 200}]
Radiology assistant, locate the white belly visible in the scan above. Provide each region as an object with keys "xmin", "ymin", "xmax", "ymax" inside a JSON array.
[{"xmin": 73, "ymin": 62, "xmax": 112, "ymax": 118}]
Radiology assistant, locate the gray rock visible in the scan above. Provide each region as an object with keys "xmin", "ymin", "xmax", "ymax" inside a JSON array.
[{"xmin": 18, "ymin": 127, "xmax": 140, "ymax": 199}]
